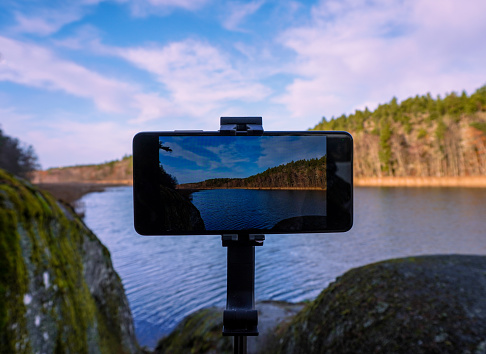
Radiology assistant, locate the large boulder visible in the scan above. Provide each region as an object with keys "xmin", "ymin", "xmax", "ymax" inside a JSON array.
[
  {"xmin": 0, "ymin": 169, "xmax": 140, "ymax": 353},
  {"xmin": 269, "ymin": 255, "xmax": 486, "ymax": 353}
]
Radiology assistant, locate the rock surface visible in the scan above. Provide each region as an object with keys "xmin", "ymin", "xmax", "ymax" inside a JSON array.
[
  {"xmin": 0, "ymin": 169, "xmax": 140, "ymax": 353},
  {"xmin": 154, "ymin": 301, "xmax": 304, "ymax": 354},
  {"xmin": 268, "ymin": 255, "xmax": 486, "ymax": 353}
]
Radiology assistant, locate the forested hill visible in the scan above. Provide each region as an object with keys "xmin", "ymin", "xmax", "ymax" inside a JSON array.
[
  {"xmin": 179, "ymin": 157, "xmax": 327, "ymax": 190},
  {"xmin": 312, "ymin": 86, "xmax": 486, "ymax": 178},
  {"xmin": 32, "ymin": 155, "xmax": 133, "ymax": 184},
  {"xmin": 30, "ymin": 85, "xmax": 486, "ymax": 184}
]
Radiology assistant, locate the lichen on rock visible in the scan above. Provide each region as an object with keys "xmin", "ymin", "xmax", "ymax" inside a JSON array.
[{"xmin": 0, "ymin": 169, "xmax": 140, "ymax": 353}]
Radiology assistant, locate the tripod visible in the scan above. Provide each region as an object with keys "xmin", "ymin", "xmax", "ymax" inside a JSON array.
[
  {"xmin": 222, "ymin": 234, "xmax": 264, "ymax": 354},
  {"xmin": 219, "ymin": 117, "xmax": 265, "ymax": 354}
]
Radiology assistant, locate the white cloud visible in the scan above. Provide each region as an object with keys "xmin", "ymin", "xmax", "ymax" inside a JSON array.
[
  {"xmin": 205, "ymin": 143, "xmax": 250, "ymax": 168},
  {"xmin": 53, "ymin": 25, "xmax": 102, "ymax": 50},
  {"xmin": 258, "ymin": 136, "xmax": 325, "ymax": 168},
  {"xmin": 12, "ymin": 11, "xmax": 80, "ymax": 36},
  {"xmin": 144, "ymin": 0, "xmax": 206, "ymax": 9},
  {"xmin": 126, "ymin": 0, "xmax": 209, "ymax": 16},
  {"xmin": 0, "ymin": 36, "xmax": 192, "ymax": 124},
  {"xmin": 0, "ymin": 107, "xmax": 33, "ymax": 126},
  {"xmin": 164, "ymin": 141, "xmax": 213, "ymax": 168},
  {"xmin": 28, "ymin": 119, "xmax": 136, "ymax": 168},
  {"xmin": 222, "ymin": 1, "xmax": 265, "ymax": 31},
  {"xmin": 277, "ymin": 0, "xmax": 486, "ymax": 121},
  {"xmin": 0, "ymin": 35, "xmax": 273, "ymax": 148},
  {"xmin": 0, "ymin": 36, "xmax": 137, "ymax": 113},
  {"xmin": 9, "ymin": 0, "xmax": 95, "ymax": 36},
  {"xmin": 116, "ymin": 39, "xmax": 271, "ymax": 122},
  {"xmin": 131, "ymin": 93, "xmax": 180, "ymax": 123}
]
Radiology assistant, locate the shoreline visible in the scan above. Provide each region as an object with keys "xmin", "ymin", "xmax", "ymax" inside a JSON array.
[
  {"xmin": 355, "ymin": 176, "xmax": 486, "ymax": 187},
  {"xmin": 34, "ymin": 175, "xmax": 486, "ymax": 207},
  {"xmin": 177, "ymin": 186, "xmax": 327, "ymax": 191},
  {"xmin": 35, "ymin": 182, "xmax": 129, "ymax": 207}
]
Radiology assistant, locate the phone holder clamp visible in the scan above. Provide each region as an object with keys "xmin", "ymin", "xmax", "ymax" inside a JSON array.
[{"xmin": 220, "ymin": 117, "xmax": 264, "ymax": 135}]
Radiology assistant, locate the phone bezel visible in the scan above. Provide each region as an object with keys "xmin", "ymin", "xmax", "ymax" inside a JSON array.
[{"xmin": 133, "ymin": 131, "xmax": 353, "ymax": 235}]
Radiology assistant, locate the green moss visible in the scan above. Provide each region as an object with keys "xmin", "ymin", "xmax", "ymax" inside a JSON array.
[
  {"xmin": 0, "ymin": 173, "xmax": 30, "ymax": 352},
  {"xmin": 0, "ymin": 168, "xmax": 137, "ymax": 353},
  {"xmin": 155, "ymin": 308, "xmax": 232, "ymax": 354}
]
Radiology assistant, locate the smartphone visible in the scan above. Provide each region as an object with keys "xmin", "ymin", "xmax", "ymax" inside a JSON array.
[{"xmin": 133, "ymin": 131, "xmax": 353, "ymax": 235}]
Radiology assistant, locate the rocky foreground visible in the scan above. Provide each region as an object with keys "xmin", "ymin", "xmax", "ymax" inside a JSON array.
[{"xmin": 159, "ymin": 255, "xmax": 486, "ymax": 354}]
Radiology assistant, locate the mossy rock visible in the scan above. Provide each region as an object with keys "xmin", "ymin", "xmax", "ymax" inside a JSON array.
[
  {"xmin": 268, "ymin": 255, "xmax": 486, "ymax": 354},
  {"xmin": 154, "ymin": 308, "xmax": 232, "ymax": 354},
  {"xmin": 0, "ymin": 169, "xmax": 139, "ymax": 353}
]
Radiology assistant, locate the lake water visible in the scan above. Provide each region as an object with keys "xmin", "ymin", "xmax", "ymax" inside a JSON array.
[
  {"xmin": 191, "ymin": 189, "xmax": 327, "ymax": 230},
  {"xmin": 81, "ymin": 186, "xmax": 486, "ymax": 348}
]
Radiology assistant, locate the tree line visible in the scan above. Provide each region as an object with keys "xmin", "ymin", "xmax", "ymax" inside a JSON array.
[
  {"xmin": 312, "ymin": 85, "xmax": 486, "ymax": 177},
  {"xmin": 0, "ymin": 128, "xmax": 39, "ymax": 179},
  {"xmin": 178, "ymin": 157, "xmax": 327, "ymax": 189}
]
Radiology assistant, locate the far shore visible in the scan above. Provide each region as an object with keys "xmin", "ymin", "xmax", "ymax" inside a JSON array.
[
  {"xmin": 355, "ymin": 176, "xmax": 486, "ymax": 188},
  {"xmin": 177, "ymin": 186, "xmax": 327, "ymax": 191},
  {"xmin": 34, "ymin": 175, "xmax": 486, "ymax": 209}
]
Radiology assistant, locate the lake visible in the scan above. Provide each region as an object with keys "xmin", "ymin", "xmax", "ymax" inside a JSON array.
[
  {"xmin": 190, "ymin": 188, "xmax": 327, "ymax": 230},
  {"xmin": 81, "ymin": 186, "xmax": 486, "ymax": 348}
]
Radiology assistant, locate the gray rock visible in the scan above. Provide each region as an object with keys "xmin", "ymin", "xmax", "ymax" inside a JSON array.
[
  {"xmin": 0, "ymin": 169, "xmax": 140, "ymax": 353},
  {"xmin": 269, "ymin": 255, "xmax": 486, "ymax": 354}
]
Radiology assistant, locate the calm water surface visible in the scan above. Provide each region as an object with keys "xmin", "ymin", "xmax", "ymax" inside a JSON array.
[
  {"xmin": 191, "ymin": 189, "xmax": 327, "ymax": 230},
  {"xmin": 81, "ymin": 187, "xmax": 486, "ymax": 348}
]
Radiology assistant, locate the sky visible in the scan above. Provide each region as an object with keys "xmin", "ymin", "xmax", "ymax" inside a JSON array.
[
  {"xmin": 159, "ymin": 135, "xmax": 326, "ymax": 183},
  {"xmin": 1, "ymin": 0, "xmax": 486, "ymax": 169}
]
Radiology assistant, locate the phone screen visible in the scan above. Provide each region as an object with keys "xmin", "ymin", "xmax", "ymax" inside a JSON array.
[
  {"xmin": 158, "ymin": 135, "xmax": 327, "ymax": 232},
  {"xmin": 133, "ymin": 131, "xmax": 352, "ymax": 235}
]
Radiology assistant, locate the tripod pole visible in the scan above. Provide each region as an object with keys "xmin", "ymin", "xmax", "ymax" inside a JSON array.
[
  {"xmin": 222, "ymin": 234, "xmax": 264, "ymax": 354},
  {"xmin": 234, "ymin": 335, "xmax": 247, "ymax": 354}
]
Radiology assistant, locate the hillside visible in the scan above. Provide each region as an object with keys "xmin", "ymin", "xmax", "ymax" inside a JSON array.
[
  {"xmin": 32, "ymin": 155, "xmax": 133, "ymax": 184},
  {"xmin": 312, "ymin": 86, "xmax": 486, "ymax": 179},
  {"xmin": 179, "ymin": 157, "xmax": 327, "ymax": 190}
]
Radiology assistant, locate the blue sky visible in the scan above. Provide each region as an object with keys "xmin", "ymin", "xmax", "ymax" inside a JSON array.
[
  {"xmin": 159, "ymin": 135, "xmax": 326, "ymax": 183},
  {"xmin": 1, "ymin": 0, "xmax": 486, "ymax": 168}
]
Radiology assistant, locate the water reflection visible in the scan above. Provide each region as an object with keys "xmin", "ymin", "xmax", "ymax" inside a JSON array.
[{"xmin": 81, "ymin": 186, "xmax": 486, "ymax": 348}]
